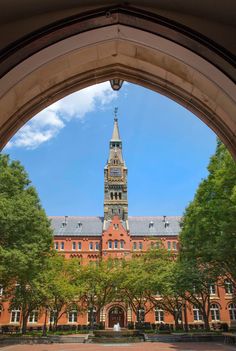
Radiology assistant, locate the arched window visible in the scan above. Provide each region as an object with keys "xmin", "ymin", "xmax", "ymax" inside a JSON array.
[
  {"xmin": 119, "ymin": 193, "xmax": 122, "ymax": 199},
  {"xmin": 229, "ymin": 303, "xmax": 236, "ymax": 321},
  {"xmin": 28, "ymin": 310, "xmax": 39, "ymax": 323},
  {"xmin": 68, "ymin": 307, "xmax": 78, "ymax": 323},
  {"xmin": 137, "ymin": 307, "xmax": 145, "ymax": 322},
  {"xmin": 133, "ymin": 242, "xmax": 137, "ymax": 251},
  {"xmin": 155, "ymin": 308, "xmax": 164, "ymax": 322},
  {"xmin": 120, "ymin": 240, "xmax": 124, "ymax": 249},
  {"xmin": 110, "ymin": 193, "xmax": 113, "ymax": 200},
  {"xmin": 115, "ymin": 193, "xmax": 117, "ymax": 200},
  {"xmin": 108, "ymin": 240, "xmax": 112, "ymax": 249},
  {"xmin": 10, "ymin": 308, "xmax": 20, "ymax": 323},
  {"xmin": 193, "ymin": 307, "xmax": 203, "ymax": 321},
  {"xmin": 225, "ymin": 280, "xmax": 233, "ymax": 294},
  {"xmin": 114, "ymin": 240, "xmax": 118, "ymax": 249},
  {"xmin": 210, "ymin": 304, "xmax": 220, "ymax": 321}
]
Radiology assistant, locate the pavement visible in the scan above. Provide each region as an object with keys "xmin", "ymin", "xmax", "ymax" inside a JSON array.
[{"xmin": 0, "ymin": 343, "xmax": 235, "ymax": 351}]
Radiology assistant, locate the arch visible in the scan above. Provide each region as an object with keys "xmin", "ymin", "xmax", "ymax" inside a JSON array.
[{"xmin": 0, "ymin": 7, "xmax": 235, "ymax": 157}]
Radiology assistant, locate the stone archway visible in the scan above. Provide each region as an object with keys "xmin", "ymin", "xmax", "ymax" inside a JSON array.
[{"xmin": 0, "ymin": 7, "xmax": 235, "ymax": 157}]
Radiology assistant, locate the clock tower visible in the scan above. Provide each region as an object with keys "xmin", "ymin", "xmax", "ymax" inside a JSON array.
[{"xmin": 104, "ymin": 112, "xmax": 128, "ymax": 221}]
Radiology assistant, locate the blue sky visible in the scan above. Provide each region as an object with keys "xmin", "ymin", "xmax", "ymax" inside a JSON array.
[{"xmin": 3, "ymin": 82, "xmax": 217, "ymax": 216}]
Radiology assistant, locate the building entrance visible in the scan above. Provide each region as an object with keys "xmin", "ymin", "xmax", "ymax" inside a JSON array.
[{"xmin": 108, "ymin": 307, "xmax": 124, "ymax": 328}]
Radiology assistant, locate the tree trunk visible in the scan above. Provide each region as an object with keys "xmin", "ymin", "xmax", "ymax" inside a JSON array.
[
  {"xmin": 21, "ymin": 313, "xmax": 28, "ymax": 334},
  {"xmin": 174, "ymin": 313, "xmax": 180, "ymax": 330},
  {"xmin": 202, "ymin": 310, "xmax": 210, "ymax": 331}
]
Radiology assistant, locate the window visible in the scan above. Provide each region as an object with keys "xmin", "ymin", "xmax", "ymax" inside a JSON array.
[
  {"xmin": 114, "ymin": 240, "xmax": 118, "ymax": 249},
  {"xmin": 49, "ymin": 310, "xmax": 56, "ymax": 323},
  {"xmin": 209, "ymin": 284, "xmax": 216, "ymax": 295},
  {"xmin": 88, "ymin": 307, "xmax": 97, "ymax": 325},
  {"xmin": 0, "ymin": 285, "xmax": 3, "ymax": 296},
  {"xmin": 11, "ymin": 309, "xmax": 20, "ymax": 323},
  {"xmin": 210, "ymin": 304, "xmax": 220, "ymax": 321},
  {"xmin": 120, "ymin": 240, "xmax": 124, "ymax": 249},
  {"xmin": 89, "ymin": 242, "xmax": 93, "ymax": 250},
  {"xmin": 72, "ymin": 242, "xmax": 76, "ymax": 251},
  {"xmin": 155, "ymin": 308, "xmax": 164, "ymax": 322},
  {"xmin": 78, "ymin": 242, "xmax": 82, "ymax": 250},
  {"xmin": 28, "ymin": 311, "xmax": 38, "ymax": 323},
  {"xmin": 229, "ymin": 303, "xmax": 236, "ymax": 321},
  {"xmin": 95, "ymin": 242, "xmax": 100, "ymax": 251},
  {"xmin": 167, "ymin": 241, "xmax": 171, "ymax": 250},
  {"xmin": 60, "ymin": 242, "xmax": 64, "ymax": 250},
  {"xmin": 139, "ymin": 242, "xmax": 143, "ymax": 250},
  {"xmin": 225, "ymin": 280, "xmax": 233, "ymax": 294},
  {"xmin": 55, "ymin": 242, "xmax": 59, "ymax": 250},
  {"xmin": 193, "ymin": 308, "xmax": 203, "ymax": 321},
  {"xmin": 137, "ymin": 308, "xmax": 145, "ymax": 322},
  {"xmin": 133, "ymin": 242, "xmax": 137, "ymax": 250},
  {"xmin": 68, "ymin": 310, "xmax": 77, "ymax": 323},
  {"xmin": 113, "ymin": 223, "xmax": 119, "ymax": 229},
  {"xmin": 108, "ymin": 240, "xmax": 112, "ymax": 249},
  {"xmin": 173, "ymin": 242, "xmax": 177, "ymax": 251}
]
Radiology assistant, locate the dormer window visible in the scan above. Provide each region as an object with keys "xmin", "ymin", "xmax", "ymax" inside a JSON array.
[
  {"xmin": 164, "ymin": 221, "xmax": 170, "ymax": 228},
  {"xmin": 149, "ymin": 221, "xmax": 154, "ymax": 228},
  {"xmin": 77, "ymin": 222, "xmax": 82, "ymax": 229}
]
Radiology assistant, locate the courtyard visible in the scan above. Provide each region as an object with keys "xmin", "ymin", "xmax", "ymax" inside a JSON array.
[{"xmin": 0, "ymin": 343, "xmax": 235, "ymax": 351}]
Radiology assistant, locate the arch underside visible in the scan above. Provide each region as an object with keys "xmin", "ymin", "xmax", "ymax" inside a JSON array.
[{"xmin": 0, "ymin": 12, "xmax": 235, "ymax": 157}]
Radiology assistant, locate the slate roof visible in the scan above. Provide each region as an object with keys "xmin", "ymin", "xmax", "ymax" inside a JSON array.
[
  {"xmin": 128, "ymin": 216, "xmax": 181, "ymax": 236},
  {"xmin": 50, "ymin": 216, "xmax": 181, "ymax": 237},
  {"xmin": 50, "ymin": 216, "xmax": 103, "ymax": 236}
]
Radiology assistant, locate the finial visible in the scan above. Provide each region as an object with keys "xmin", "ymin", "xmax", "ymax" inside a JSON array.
[{"xmin": 114, "ymin": 107, "xmax": 118, "ymax": 121}]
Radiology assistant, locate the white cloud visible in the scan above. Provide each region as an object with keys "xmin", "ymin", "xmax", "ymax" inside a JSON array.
[{"xmin": 6, "ymin": 82, "xmax": 117, "ymax": 150}]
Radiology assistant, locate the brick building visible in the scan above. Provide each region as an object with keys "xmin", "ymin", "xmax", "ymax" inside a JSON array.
[{"xmin": 0, "ymin": 118, "xmax": 235, "ymax": 330}]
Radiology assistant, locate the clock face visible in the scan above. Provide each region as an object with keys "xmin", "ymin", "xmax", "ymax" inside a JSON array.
[{"xmin": 110, "ymin": 168, "xmax": 122, "ymax": 177}]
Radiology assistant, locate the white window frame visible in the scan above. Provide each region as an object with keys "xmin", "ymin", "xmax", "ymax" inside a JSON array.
[
  {"xmin": 0, "ymin": 285, "xmax": 3, "ymax": 296},
  {"xmin": 139, "ymin": 242, "xmax": 143, "ymax": 250},
  {"xmin": 229, "ymin": 303, "xmax": 236, "ymax": 321},
  {"xmin": 114, "ymin": 240, "xmax": 118, "ymax": 249},
  {"xmin": 78, "ymin": 242, "xmax": 82, "ymax": 250},
  {"xmin": 210, "ymin": 304, "xmax": 220, "ymax": 321},
  {"xmin": 55, "ymin": 242, "xmax": 59, "ymax": 250},
  {"xmin": 133, "ymin": 242, "xmax": 137, "ymax": 251},
  {"xmin": 10, "ymin": 309, "xmax": 20, "ymax": 323},
  {"xmin": 49, "ymin": 310, "xmax": 57, "ymax": 323},
  {"xmin": 60, "ymin": 242, "xmax": 64, "ymax": 251},
  {"xmin": 155, "ymin": 308, "xmax": 164, "ymax": 322},
  {"xmin": 120, "ymin": 240, "xmax": 124, "ymax": 249},
  {"xmin": 108, "ymin": 240, "xmax": 112, "ymax": 249},
  {"xmin": 68, "ymin": 310, "xmax": 78, "ymax": 323},
  {"xmin": 209, "ymin": 284, "xmax": 216, "ymax": 295},
  {"xmin": 95, "ymin": 242, "xmax": 99, "ymax": 251},
  {"xmin": 28, "ymin": 310, "xmax": 39, "ymax": 323},
  {"xmin": 173, "ymin": 242, "xmax": 177, "ymax": 251},
  {"xmin": 72, "ymin": 242, "xmax": 76, "ymax": 251},
  {"xmin": 167, "ymin": 241, "xmax": 171, "ymax": 250},
  {"xmin": 193, "ymin": 308, "xmax": 203, "ymax": 321},
  {"xmin": 89, "ymin": 242, "xmax": 93, "ymax": 251},
  {"xmin": 225, "ymin": 280, "xmax": 233, "ymax": 294}
]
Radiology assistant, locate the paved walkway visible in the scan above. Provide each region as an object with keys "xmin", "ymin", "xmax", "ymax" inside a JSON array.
[{"xmin": 0, "ymin": 343, "xmax": 235, "ymax": 351}]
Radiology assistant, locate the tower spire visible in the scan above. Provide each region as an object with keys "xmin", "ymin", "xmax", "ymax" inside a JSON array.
[{"xmin": 111, "ymin": 107, "xmax": 121, "ymax": 141}]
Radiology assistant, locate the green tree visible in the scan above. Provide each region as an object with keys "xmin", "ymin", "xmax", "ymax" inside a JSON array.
[
  {"xmin": 180, "ymin": 141, "xmax": 236, "ymax": 289},
  {"xmin": 0, "ymin": 154, "xmax": 53, "ymax": 333},
  {"xmin": 40, "ymin": 254, "xmax": 81, "ymax": 331},
  {"xmin": 78, "ymin": 260, "xmax": 120, "ymax": 328},
  {"xmin": 176, "ymin": 259, "xmax": 220, "ymax": 331}
]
